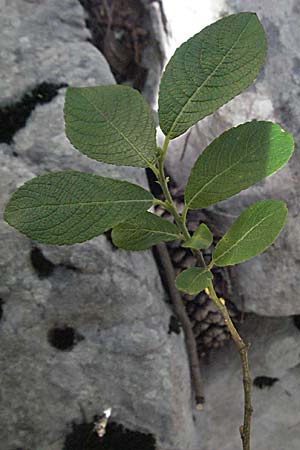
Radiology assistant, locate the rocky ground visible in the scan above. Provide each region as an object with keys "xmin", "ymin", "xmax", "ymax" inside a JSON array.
[
  {"xmin": 1, "ymin": 0, "xmax": 300, "ymax": 449},
  {"xmin": 0, "ymin": 1, "xmax": 199, "ymax": 449},
  {"xmin": 161, "ymin": 1, "xmax": 300, "ymax": 449},
  {"xmin": 163, "ymin": 0, "xmax": 300, "ymax": 317}
]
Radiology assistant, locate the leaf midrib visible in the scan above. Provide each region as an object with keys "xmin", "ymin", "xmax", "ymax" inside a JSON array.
[
  {"xmin": 168, "ymin": 15, "xmax": 253, "ymax": 137},
  {"xmin": 186, "ymin": 122, "xmax": 277, "ymax": 207},
  {"xmin": 77, "ymin": 90, "xmax": 154, "ymax": 167},
  {"xmin": 187, "ymin": 144, "xmax": 251, "ymax": 207},
  {"xmin": 213, "ymin": 210, "xmax": 276, "ymax": 263},
  {"xmin": 191, "ymin": 269, "xmax": 210, "ymax": 288},
  {"xmin": 119, "ymin": 225, "xmax": 179, "ymax": 238},
  {"xmin": 9, "ymin": 198, "xmax": 152, "ymax": 211}
]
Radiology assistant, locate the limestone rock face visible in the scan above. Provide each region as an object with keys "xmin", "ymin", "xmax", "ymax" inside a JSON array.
[
  {"xmin": 0, "ymin": 1, "xmax": 200, "ymax": 449},
  {"xmin": 197, "ymin": 315, "xmax": 300, "ymax": 450},
  {"xmin": 162, "ymin": 0, "xmax": 300, "ymax": 317},
  {"xmin": 160, "ymin": 1, "xmax": 300, "ymax": 448},
  {"xmin": 0, "ymin": 0, "xmax": 114, "ymax": 103}
]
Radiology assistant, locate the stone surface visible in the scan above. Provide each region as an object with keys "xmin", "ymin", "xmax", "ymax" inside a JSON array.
[
  {"xmin": 159, "ymin": 2, "xmax": 300, "ymax": 449},
  {"xmin": 0, "ymin": 1, "xmax": 200, "ymax": 449},
  {"xmin": 0, "ymin": 0, "xmax": 113, "ymax": 103},
  {"xmin": 197, "ymin": 315, "xmax": 300, "ymax": 450},
  {"xmin": 140, "ymin": 0, "xmax": 168, "ymax": 110},
  {"xmin": 161, "ymin": 0, "xmax": 300, "ymax": 316}
]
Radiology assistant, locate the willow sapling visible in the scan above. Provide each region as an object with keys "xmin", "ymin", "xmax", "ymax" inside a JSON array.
[{"xmin": 4, "ymin": 12, "xmax": 294, "ymax": 450}]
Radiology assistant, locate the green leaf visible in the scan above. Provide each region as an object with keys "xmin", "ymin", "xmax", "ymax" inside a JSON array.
[
  {"xmin": 112, "ymin": 212, "xmax": 180, "ymax": 250},
  {"xmin": 64, "ymin": 85, "xmax": 157, "ymax": 168},
  {"xmin": 158, "ymin": 13, "xmax": 266, "ymax": 139},
  {"xmin": 185, "ymin": 121, "xmax": 294, "ymax": 209},
  {"xmin": 212, "ymin": 200, "xmax": 287, "ymax": 267},
  {"xmin": 175, "ymin": 268, "xmax": 213, "ymax": 295},
  {"xmin": 182, "ymin": 223, "xmax": 213, "ymax": 250},
  {"xmin": 4, "ymin": 171, "xmax": 153, "ymax": 245}
]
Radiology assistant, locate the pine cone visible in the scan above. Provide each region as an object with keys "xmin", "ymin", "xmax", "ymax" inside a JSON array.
[
  {"xmin": 155, "ymin": 184, "xmax": 240, "ymax": 356},
  {"xmin": 184, "ymin": 292, "xmax": 238, "ymax": 356}
]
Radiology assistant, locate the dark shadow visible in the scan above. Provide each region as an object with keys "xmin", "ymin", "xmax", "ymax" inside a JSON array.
[
  {"xmin": 168, "ymin": 314, "xmax": 181, "ymax": 334},
  {"xmin": 30, "ymin": 247, "xmax": 55, "ymax": 278},
  {"xmin": 63, "ymin": 420, "xmax": 156, "ymax": 450},
  {"xmin": 253, "ymin": 376, "xmax": 279, "ymax": 389},
  {"xmin": 30, "ymin": 246, "xmax": 82, "ymax": 278},
  {"xmin": 79, "ymin": 0, "xmax": 148, "ymax": 90},
  {"xmin": 0, "ymin": 298, "xmax": 4, "ymax": 322},
  {"xmin": 293, "ymin": 315, "xmax": 300, "ymax": 331},
  {"xmin": 47, "ymin": 326, "xmax": 84, "ymax": 351},
  {"xmin": 0, "ymin": 82, "xmax": 67, "ymax": 144}
]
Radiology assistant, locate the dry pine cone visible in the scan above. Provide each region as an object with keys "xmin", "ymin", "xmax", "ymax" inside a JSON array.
[{"xmin": 155, "ymin": 185, "xmax": 239, "ymax": 356}]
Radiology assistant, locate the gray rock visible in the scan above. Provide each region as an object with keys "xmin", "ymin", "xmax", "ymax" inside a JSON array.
[
  {"xmin": 0, "ymin": 0, "xmax": 113, "ymax": 104},
  {"xmin": 161, "ymin": 0, "xmax": 300, "ymax": 316},
  {"xmin": 158, "ymin": 2, "xmax": 300, "ymax": 447},
  {"xmin": 197, "ymin": 315, "xmax": 300, "ymax": 450},
  {"xmin": 0, "ymin": 1, "xmax": 201, "ymax": 449},
  {"xmin": 140, "ymin": 0, "xmax": 168, "ymax": 109}
]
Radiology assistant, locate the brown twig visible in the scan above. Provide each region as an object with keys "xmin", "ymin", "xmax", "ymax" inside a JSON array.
[
  {"xmin": 155, "ymin": 241, "xmax": 205, "ymax": 409},
  {"xmin": 207, "ymin": 281, "xmax": 253, "ymax": 450},
  {"xmin": 155, "ymin": 135, "xmax": 252, "ymax": 446}
]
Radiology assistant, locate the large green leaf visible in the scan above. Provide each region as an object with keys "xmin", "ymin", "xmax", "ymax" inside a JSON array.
[
  {"xmin": 4, "ymin": 171, "xmax": 153, "ymax": 245},
  {"xmin": 158, "ymin": 13, "xmax": 266, "ymax": 139},
  {"xmin": 185, "ymin": 121, "xmax": 294, "ymax": 209},
  {"xmin": 175, "ymin": 268, "xmax": 213, "ymax": 295},
  {"xmin": 64, "ymin": 85, "xmax": 157, "ymax": 168},
  {"xmin": 112, "ymin": 212, "xmax": 180, "ymax": 250},
  {"xmin": 182, "ymin": 223, "xmax": 213, "ymax": 250},
  {"xmin": 212, "ymin": 200, "xmax": 287, "ymax": 267}
]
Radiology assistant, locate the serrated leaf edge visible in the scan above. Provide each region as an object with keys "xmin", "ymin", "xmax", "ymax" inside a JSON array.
[
  {"xmin": 65, "ymin": 86, "xmax": 157, "ymax": 169},
  {"xmin": 165, "ymin": 13, "xmax": 263, "ymax": 139},
  {"xmin": 176, "ymin": 268, "xmax": 213, "ymax": 295},
  {"xmin": 186, "ymin": 121, "xmax": 294, "ymax": 208},
  {"xmin": 213, "ymin": 201, "xmax": 287, "ymax": 265}
]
